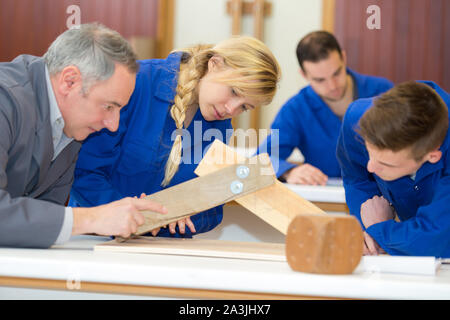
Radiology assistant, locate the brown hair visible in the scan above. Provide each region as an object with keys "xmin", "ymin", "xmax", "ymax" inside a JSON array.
[
  {"xmin": 296, "ymin": 30, "xmax": 343, "ymax": 72},
  {"xmin": 358, "ymin": 81, "xmax": 448, "ymax": 161}
]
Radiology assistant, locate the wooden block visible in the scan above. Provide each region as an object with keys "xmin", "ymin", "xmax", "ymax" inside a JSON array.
[
  {"xmin": 196, "ymin": 140, "xmax": 364, "ymax": 275},
  {"xmin": 95, "ymin": 237, "xmax": 285, "ymax": 262},
  {"xmin": 286, "ymin": 214, "xmax": 363, "ymax": 274}
]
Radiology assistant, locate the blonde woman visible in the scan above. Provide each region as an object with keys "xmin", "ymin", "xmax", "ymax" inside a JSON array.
[{"xmin": 69, "ymin": 36, "xmax": 281, "ymax": 237}]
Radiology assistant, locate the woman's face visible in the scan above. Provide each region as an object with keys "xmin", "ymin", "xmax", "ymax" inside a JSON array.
[{"xmin": 197, "ymin": 57, "xmax": 260, "ymax": 121}]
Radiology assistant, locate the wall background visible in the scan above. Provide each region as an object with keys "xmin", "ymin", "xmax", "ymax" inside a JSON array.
[
  {"xmin": 173, "ymin": 0, "xmax": 323, "ymax": 131},
  {"xmin": 0, "ymin": 0, "xmax": 159, "ymax": 60},
  {"xmin": 2, "ymin": 0, "xmax": 446, "ymax": 132}
]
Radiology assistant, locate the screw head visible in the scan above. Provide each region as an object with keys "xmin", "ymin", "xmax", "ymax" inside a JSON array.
[
  {"xmin": 236, "ymin": 165, "xmax": 250, "ymax": 179},
  {"xmin": 230, "ymin": 180, "xmax": 244, "ymax": 194}
]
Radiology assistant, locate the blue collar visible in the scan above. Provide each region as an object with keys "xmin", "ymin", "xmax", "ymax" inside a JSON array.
[{"xmin": 153, "ymin": 51, "xmax": 184, "ymax": 104}]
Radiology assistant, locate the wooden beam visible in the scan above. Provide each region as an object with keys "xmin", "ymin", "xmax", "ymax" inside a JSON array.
[
  {"xmin": 249, "ymin": 0, "xmax": 266, "ymax": 132},
  {"xmin": 0, "ymin": 276, "xmax": 346, "ymax": 299},
  {"xmin": 156, "ymin": 0, "xmax": 175, "ymax": 59},
  {"xmin": 195, "ymin": 141, "xmax": 325, "ymax": 235},
  {"xmin": 226, "ymin": 0, "xmax": 272, "ymax": 16},
  {"xmin": 135, "ymin": 159, "xmax": 275, "ymax": 236},
  {"xmin": 229, "ymin": 0, "xmax": 243, "ymax": 131},
  {"xmin": 253, "ymin": 0, "xmax": 265, "ymax": 40},
  {"xmin": 322, "ymin": 0, "xmax": 336, "ymax": 32},
  {"xmin": 230, "ymin": 0, "xmax": 243, "ymax": 35}
]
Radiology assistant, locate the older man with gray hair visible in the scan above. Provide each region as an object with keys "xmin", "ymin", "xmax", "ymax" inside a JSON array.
[{"xmin": 0, "ymin": 23, "xmax": 167, "ymax": 248}]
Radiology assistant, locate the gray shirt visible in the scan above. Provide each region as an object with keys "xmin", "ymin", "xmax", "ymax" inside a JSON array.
[{"xmin": 45, "ymin": 67, "xmax": 74, "ymax": 245}]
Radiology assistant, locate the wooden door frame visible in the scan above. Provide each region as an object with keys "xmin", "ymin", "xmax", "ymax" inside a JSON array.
[
  {"xmin": 156, "ymin": 0, "xmax": 175, "ymax": 59},
  {"xmin": 322, "ymin": 0, "xmax": 335, "ymax": 32}
]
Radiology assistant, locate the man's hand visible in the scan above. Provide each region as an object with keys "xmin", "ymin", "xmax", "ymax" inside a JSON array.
[
  {"xmin": 363, "ymin": 231, "xmax": 386, "ymax": 255},
  {"xmin": 282, "ymin": 163, "xmax": 328, "ymax": 185},
  {"xmin": 136, "ymin": 193, "xmax": 196, "ymax": 236},
  {"xmin": 360, "ymin": 195, "xmax": 394, "ymax": 229},
  {"xmin": 72, "ymin": 197, "xmax": 168, "ymax": 238}
]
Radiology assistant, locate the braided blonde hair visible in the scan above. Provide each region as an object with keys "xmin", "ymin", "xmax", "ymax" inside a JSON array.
[{"xmin": 161, "ymin": 36, "xmax": 281, "ymax": 187}]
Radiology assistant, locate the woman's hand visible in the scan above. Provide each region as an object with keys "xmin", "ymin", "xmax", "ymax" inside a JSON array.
[{"xmin": 282, "ymin": 163, "xmax": 328, "ymax": 185}]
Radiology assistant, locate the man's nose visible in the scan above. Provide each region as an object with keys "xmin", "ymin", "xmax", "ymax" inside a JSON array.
[
  {"xmin": 103, "ymin": 110, "xmax": 120, "ymax": 132},
  {"xmin": 328, "ymin": 78, "xmax": 338, "ymax": 91},
  {"xmin": 367, "ymin": 159, "xmax": 377, "ymax": 174}
]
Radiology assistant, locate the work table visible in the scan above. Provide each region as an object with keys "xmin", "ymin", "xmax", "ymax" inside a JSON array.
[{"xmin": 0, "ymin": 235, "xmax": 449, "ymax": 299}]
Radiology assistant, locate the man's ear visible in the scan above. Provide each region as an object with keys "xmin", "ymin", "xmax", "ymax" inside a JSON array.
[
  {"xmin": 299, "ymin": 67, "xmax": 306, "ymax": 79},
  {"xmin": 426, "ymin": 149, "xmax": 442, "ymax": 164},
  {"xmin": 207, "ymin": 55, "xmax": 225, "ymax": 72},
  {"xmin": 56, "ymin": 66, "xmax": 82, "ymax": 96}
]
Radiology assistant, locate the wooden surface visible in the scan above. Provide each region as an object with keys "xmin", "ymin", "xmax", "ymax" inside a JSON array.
[
  {"xmin": 1, "ymin": 236, "xmax": 448, "ymax": 300},
  {"xmin": 156, "ymin": 0, "xmax": 175, "ymax": 59},
  {"xmin": 226, "ymin": 0, "xmax": 272, "ymax": 16},
  {"xmin": 225, "ymin": 200, "xmax": 348, "ymax": 213},
  {"xmin": 286, "ymin": 214, "xmax": 363, "ymax": 274},
  {"xmin": 253, "ymin": 0, "xmax": 265, "ymax": 40},
  {"xmin": 136, "ymin": 158, "xmax": 275, "ymax": 235},
  {"xmin": 230, "ymin": 0, "xmax": 243, "ymax": 35},
  {"xmin": 322, "ymin": 0, "xmax": 336, "ymax": 32},
  {"xmin": 313, "ymin": 201, "xmax": 349, "ymax": 213},
  {"xmin": 0, "ymin": 276, "xmax": 340, "ymax": 300},
  {"xmin": 96, "ymin": 237, "xmax": 285, "ymax": 262},
  {"xmin": 195, "ymin": 140, "xmax": 325, "ymax": 235}
]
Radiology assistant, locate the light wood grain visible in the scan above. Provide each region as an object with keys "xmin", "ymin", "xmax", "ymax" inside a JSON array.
[
  {"xmin": 134, "ymin": 158, "xmax": 275, "ymax": 236},
  {"xmin": 96, "ymin": 237, "xmax": 285, "ymax": 262},
  {"xmin": 0, "ymin": 276, "xmax": 346, "ymax": 299},
  {"xmin": 195, "ymin": 140, "xmax": 325, "ymax": 234}
]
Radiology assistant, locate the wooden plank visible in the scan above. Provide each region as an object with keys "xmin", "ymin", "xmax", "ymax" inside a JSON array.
[
  {"xmin": 226, "ymin": 0, "xmax": 272, "ymax": 16},
  {"xmin": 253, "ymin": 0, "xmax": 265, "ymax": 43},
  {"xmin": 230, "ymin": 0, "xmax": 243, "ymax": 35},
  {"xmin": 156, "ymin": 0, "xmax": 175, "ymax": 59},
  {"xmin": 135, "ymin": 158, "xmax": 275, "ymax": 236},
  {"xmin": 96, "ymin": 237, "xmax": 285, "ymax": 262},
  {"xmin": 249, "ymin": 0, "xmax": 266, "ymax": 133},
  {"xmin": 322, "ymin": 0, "xmax": 336, "ymax": 32},
  {"xmin": 195, "ymin": 140, "xmax": 364, "ymax": 275},
  {"xmin": 195, "ymin": 140, "xmax": 325, "ymax": 235}
]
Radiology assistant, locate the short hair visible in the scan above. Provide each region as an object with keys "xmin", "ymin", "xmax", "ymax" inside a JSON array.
[
  {"xmin": 358, "ymin": 81, "xmax": 449, "ymax": 161},
  {"xmin": 44, "ymin": 23, "xmax": 138, "ymax": 93},
  {"xmin": 296, "ymin": 30, "xmax": 343, "ymax": 72}
]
